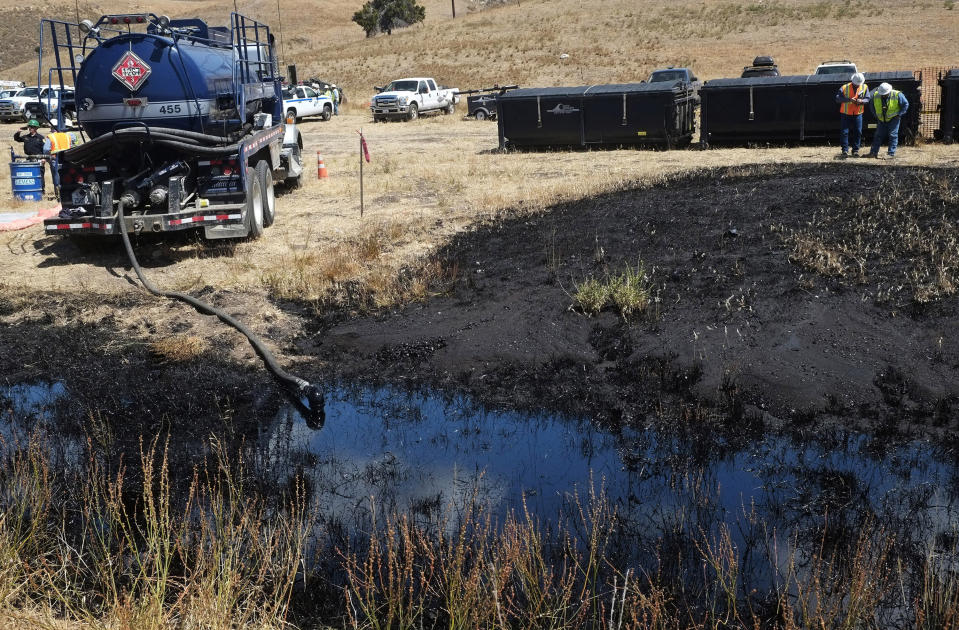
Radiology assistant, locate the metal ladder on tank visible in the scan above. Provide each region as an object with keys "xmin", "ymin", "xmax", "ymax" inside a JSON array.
[
  {"xmin": 230, "ymin": 13, "xmax": 280, "ymax": 126},
  {"xmin": 36, "ymin": 18, "xmax": 97, "ymax": 135}
]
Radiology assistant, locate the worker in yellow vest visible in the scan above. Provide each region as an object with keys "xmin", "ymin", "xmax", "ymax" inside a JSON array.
[
  {"xmin": 44, "ymin": 130, "xmax": 81, "ymax": 154},
  {"xmin": 834, "ymin": 72, "xmax": 869, "ymax": 158},
  {"xmin": 866, "ymin": 82, "xmax": 909, "ymax": 159}
]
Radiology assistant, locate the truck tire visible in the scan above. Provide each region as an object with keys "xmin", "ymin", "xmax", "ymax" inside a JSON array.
[
  {"xmin": 244, "ymin": 166, "xmax": 265, "ymax": 238},
  {"xmin": 445, "ymin": 101, "xmax": 455, "ymax": 114},
  {"xmin": 474, "ymin": 109, "xmax": 488, "ymax": 121},
  {"xmin": 255, "ymin": 160, "xmax": 276, "ymax": 227},
  {"xmin": 407, "ymin": 102, "xmax": 418, "ymax": 121},
  {"xmin": 321, "ymin": 104, "xmax": 332, "ymax": 121},
  {"xmin": 286, "ymin": 108, "xmax": 298, "ymax": 124}
]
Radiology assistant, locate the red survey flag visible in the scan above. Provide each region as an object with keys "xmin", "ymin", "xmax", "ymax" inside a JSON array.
[{"xmin": 360, "ymin": 132, "xmax": 371, "ymax": 162}]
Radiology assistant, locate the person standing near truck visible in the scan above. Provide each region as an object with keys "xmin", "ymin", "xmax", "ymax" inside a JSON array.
[
  {"xmin": 332, "ymin": 84, "xmax": 340, "ymax": 115},
  {"xmin": 866, "ymin": 82, "xmax": 909, "ymax": 159},
  {"xmin": 835, "ymin": 72, "xmax": 869, "ymax": 158},
  {"xmin": 13, "ymin": 118, "xmax": 45, "ymax": 155}
]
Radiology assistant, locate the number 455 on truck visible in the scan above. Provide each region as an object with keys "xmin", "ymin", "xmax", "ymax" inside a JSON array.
[{"xmin": 40, "ymin": 11, "xmax": 304, "ymax": 241}]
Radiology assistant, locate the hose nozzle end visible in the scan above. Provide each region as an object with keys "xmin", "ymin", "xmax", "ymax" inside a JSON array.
[{"xmin": 299, "ymin": 382, "xmax": 326, "ymax": 429}]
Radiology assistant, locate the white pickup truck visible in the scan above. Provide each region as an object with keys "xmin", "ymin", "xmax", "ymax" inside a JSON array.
[
  {"xmin": 371, "ymin": 77, "xmax": 459, "ymax": 121},
  {"xmin": 0, "ymin": 85, "xmax": 75, "ymax": 123}
]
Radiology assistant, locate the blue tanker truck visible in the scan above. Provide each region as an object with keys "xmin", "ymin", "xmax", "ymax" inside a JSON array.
[{"xmin": 41, "ymin": 12, "xmax": 303, "ymax": 239}]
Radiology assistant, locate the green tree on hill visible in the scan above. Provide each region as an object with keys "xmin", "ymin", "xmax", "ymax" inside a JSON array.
[{"xmin": 352, "ymin": 0, "xmax": 426, "ymax": 37}]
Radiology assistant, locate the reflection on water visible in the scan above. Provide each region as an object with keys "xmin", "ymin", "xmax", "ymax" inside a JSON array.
[
  {"xmin": 259, "ymin": 385, "xmax": 959, "ymax": 555},
  {"xmin": 4, "ymin": 379, "xmax": 959, "ymax": 565},
  {"xmin": 0, "ymin": 381, "xmax": 66, "ymax": 421}
]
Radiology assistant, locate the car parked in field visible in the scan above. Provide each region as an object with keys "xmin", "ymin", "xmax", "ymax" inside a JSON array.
[
  {"xmin": 0, "ymin": 86, "xmax": 39, "ymax": 121},
  {"xmin": 648, "ymin": 67, "xmax": 702, "ymax": 101},
  {"xmin": 282, "ymin": 85, "xmax": 333, "ymax": 122},
  {"xmin": 0, "ymin": 85, "xmax": 74, "ymax": 123},
  {"xmin": 741, "ymin": 56, "xmax": 780, "ymax": 78},
  {"xmin": 371, "ymin": 77, "xmax": 459, "ymax": 121},
  {"xmin": 814, "ymin": 60, "xmax": 858, "ymax": 76},
  {"xmin": 23, "ymin": 87, "xmax": 76, "ymax": 125}
]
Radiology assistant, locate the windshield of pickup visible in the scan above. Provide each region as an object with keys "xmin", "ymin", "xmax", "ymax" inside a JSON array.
[
  {"xmin": 384, "ymin": 80, "xmax": 419, "ymax": 92},
  {"xmin": 649, "ymin": 70, "xmax": 688, "ymax": 82}
]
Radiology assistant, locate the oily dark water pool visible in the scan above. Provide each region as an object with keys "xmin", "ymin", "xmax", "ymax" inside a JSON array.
[{"xmin": 4, "ymin": 379, "xmax": 959, "ymax": 556}]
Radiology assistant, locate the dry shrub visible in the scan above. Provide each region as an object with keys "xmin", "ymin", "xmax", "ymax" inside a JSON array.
[
  {"xmin": 149, "ymin": 334, "xmax": 209, "ymax": 362},
  {"xmin": 0, "ymin": 434, "xmax": 309, "ymax": 629},
  {"xmin": 2, "ymin": 434, "xmax": 958, "ymax": 629},
  {"xmin": 786, "ymin": 232, "xmax": 856, "ymax": 278}
]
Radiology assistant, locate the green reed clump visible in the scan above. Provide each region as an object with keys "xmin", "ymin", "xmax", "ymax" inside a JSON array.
[{"xmin": 573, "ymin": 263, "xmax": 653, "ymax": 320}]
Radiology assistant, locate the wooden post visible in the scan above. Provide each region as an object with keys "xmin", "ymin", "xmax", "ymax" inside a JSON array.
[
  {"xmin": 359, "ymin": 128, "xmax": 364, "ymax": 217},
  {"xmin": 451, "ymin": 0, "xmax": 455, "ymax": 18}
]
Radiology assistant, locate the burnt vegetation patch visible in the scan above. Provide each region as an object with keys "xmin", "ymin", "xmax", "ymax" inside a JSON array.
[
  {"xmin": 323, "ymin": 162, "xmax": 959, "ymax": 432},
  {"xmin": 779, "ymin": 169, "xmax": 959, "ymax": 307}
]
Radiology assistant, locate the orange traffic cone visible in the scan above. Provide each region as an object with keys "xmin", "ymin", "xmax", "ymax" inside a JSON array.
[{"xmin": 317, "ymin": 151, "xmax": 328, "ymax": 179}]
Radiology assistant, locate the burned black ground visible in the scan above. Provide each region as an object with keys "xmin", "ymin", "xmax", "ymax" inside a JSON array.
[
  {"xmin": 2, "ymin": 163, "xmax": 958, "ymax": 442},
  {"xmin": 314, "ymin": 163, "xmax": 959, "ymax": 434}
]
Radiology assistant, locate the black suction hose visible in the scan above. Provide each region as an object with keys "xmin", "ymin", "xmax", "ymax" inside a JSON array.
[
  {"xmin": 61, "ymin": 127, "xmax": 250, "ymax": 164},
  {"xmin": 116, "ymin": 200, "xmax": 325, "ymax": 425}
]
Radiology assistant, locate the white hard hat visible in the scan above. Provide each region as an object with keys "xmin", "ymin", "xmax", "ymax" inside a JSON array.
[
  {"xmin": 877, "ymin": 82, "xmax": 892, "ymax": 96},
  {"xmin": 851, "ymin": 72, "xmax": 865, "ymax": 86}
]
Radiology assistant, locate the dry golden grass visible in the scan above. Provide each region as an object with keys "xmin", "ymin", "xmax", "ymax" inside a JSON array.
[
  {"xmin": 2, "ymin": 0, "xmax": 958, "ymax": 101},
  {"xmin": 0, "ymin": 0, "xmax": 957, "ymax": 337},
  {"xmin": 149, "ymin": 333, "xmax": 210, "ymax": 362},
  {"xmin": 2, "ymin": 115, "xmax": 958, "ymax": 323}
]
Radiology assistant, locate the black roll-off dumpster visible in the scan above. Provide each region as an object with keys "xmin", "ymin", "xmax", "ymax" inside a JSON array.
[
  {"xmin": 939, "ymin": 68, "xmax": 959, "ymax": 143},
  {"xmin": 496, "ymin": 82, "xmax": 697, "ymax": 149},
  {"xmin": 700, "ymin": 71, "xmax": 921, "ymax": 146}
]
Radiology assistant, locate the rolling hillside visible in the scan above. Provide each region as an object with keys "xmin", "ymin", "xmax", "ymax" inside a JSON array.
[{"xmin": 1, "ymin": 0, "xmax": 956, "ymax": 99}]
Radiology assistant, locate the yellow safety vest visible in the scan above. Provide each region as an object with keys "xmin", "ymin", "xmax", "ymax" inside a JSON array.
[
  {"xmin": 46, "ymin": 131, "xmax": 82, "ymax": 153},
  {"xmin": 839, "ymin": 82, "xmax": 868, "ymax": 115},
  {"xmin": 872, "ymin": 91, "xmax": 902, "ymax": 122}
]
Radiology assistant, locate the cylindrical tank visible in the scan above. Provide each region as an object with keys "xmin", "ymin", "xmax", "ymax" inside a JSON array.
[
  {"xmin": 76, "ymin": 32, "xmax": 240, "ymax": 138},
  {"xmin": 10, "ymin": 161, "xmax": 45, "ymax": 201}
]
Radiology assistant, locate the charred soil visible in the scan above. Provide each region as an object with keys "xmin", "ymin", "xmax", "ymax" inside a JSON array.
[
  {"xmin": 314, "ymin": 163, "xmax": 959, "ymax": 434},
  {"xmin": 3, "ymin": 163, "xmax": 958, "ymax": 441}
]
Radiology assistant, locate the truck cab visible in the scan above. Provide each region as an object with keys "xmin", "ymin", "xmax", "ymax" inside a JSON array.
[
  {"xmin": 23, "ymin": 87, "xmax": 76, "ymax": 125},
  {"xmin": 814, "ymin": 60, "xmax": 858, "ymax": 77},
  {"xmin": 648, "ymin": 67, "xmax": 702, "ymax": 101},
  {"xmin": 0, "ymin": 86, "xmax": 44, "ymax": 122},
  {"xmin": 371, "ymin": 77, "xmax": 459, "ymax": 121},
  {"xmin": 282, "ymin": 85, "xmax": 332, "ymax": 122}
]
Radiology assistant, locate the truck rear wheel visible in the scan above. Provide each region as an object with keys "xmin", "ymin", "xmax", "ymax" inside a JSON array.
[
  {"xmin": 445, "ymin": 101, "xmax": 455, "ymax": 114},
  {"xmin": 474, "ymin": 109, "xmax": 488, "ymax": 121},
  {"xmin": 255, "ymin": 160, "xmax": 276, "ymax": 227},
  {"xmin": 321, "ymin": 104, "xmax": 332, "ymax": 121},
  {"xmin": 245, "ymin": 166, "xmax": 265, "ymax": 238},
  {"xmin": 407, "ymin": 102, "xmax": 418, "ymax": 121}
]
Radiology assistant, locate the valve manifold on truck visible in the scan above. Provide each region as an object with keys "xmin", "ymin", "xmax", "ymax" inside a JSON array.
[{"xmin": 41, "ymin": 12, "xmax": 304, "ymax": 240}]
